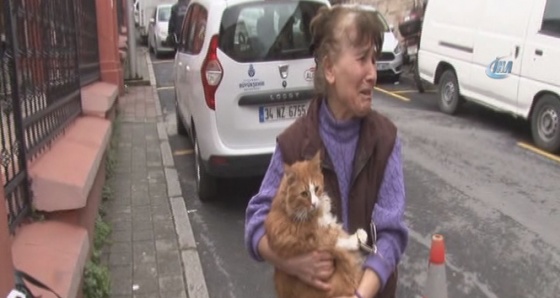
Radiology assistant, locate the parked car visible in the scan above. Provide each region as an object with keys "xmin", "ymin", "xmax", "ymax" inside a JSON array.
[
  {"xmin": 148, "ymin": 3, "xmax": 175, "ymax": 58},
  {"xmin": 173, "ymin": 0, "xmax": 330, "ymax": 201},
  {"xmin": 418, "ymin": 0, "xmax": 560, "ymax": 153},
  {"xmin": 373, "ymin": 11, "xmax": 404, "ymax": 83},
  {"xmin": 137, "ymin": 0, "xmax": 175, "ymax": 44}
]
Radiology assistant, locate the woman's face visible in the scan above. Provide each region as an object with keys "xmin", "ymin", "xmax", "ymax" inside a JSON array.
[{"xmin": 324, "ymin": 20, "xmax": 377, "ymax": 120}]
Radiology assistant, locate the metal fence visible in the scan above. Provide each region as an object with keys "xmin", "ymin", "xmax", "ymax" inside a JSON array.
[
  {"xmin": 1, "ymin": 0, "xmax": 101, "ymax": 233},
  {"xmin": 75, "ymin": 0, "xmax": 101, "ymax": 86}
]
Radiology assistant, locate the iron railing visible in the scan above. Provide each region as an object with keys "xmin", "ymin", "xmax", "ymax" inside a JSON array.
[
  {"xmin": 1, "ymin": 0, "xmax": 101, "ymax": 232},
  {"xmin": 75, "ymin": 0, "xmax": 101, "ymax": 86},
  {"xmin": 15, "ymin": 0, "xmax": 83, "ymax": 159},
  {"xmin": 1, "ymin": 1, "xmax": 32, "ymax": 233}
]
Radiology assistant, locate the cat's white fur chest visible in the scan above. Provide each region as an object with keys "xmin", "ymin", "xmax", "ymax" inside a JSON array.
[{"xmin": 316, "ymin": 193, "xmax": 367, "ymax": 251}]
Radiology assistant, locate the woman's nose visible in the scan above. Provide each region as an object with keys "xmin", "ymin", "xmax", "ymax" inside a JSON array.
[{"xmin": 366, "ymin": 60, "xmax": 377, "ymax": 84}]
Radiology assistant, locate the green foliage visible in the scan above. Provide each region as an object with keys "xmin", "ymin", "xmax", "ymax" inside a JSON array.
[
  {"xmin": 83, "ymin": 261, "xmax": 110, "ymax": 298},
  {"xmin": 94, "ymin": 215, "xmax": 111, "ymax": 252},
  {"xmin": 101, "ymin": 184, "xmax": 113, "ymax": 202},
  {"xmin": 83, "ymin": 216, "xmax": 112, "ymax": 298},
  {"xmin": 106, "ymin": 149, "xmax": 117, "ymax": 180},
  {"xmin": 106, "ymin": 119, "xmax": 121, "ymax": 179}
]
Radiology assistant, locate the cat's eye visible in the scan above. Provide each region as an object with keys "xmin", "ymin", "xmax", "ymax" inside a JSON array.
[
  {"xmin": 314, "ymin": 186, "xmax": 320, "ymax": 193},
  {"xmin": 300, "ymin": 191, "xmax": 309, "ymax": 198}
]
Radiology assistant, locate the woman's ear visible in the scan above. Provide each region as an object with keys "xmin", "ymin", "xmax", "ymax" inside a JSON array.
[{"xmin": 323, "ymin": 55, "xmax": 335, "ymax": 85}]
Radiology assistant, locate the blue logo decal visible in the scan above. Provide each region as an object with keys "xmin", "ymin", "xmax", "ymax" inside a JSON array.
[
  {"xmin": 485, "ymin": 56, "xmax": 513, "ymax": 79},
  {"xmin": 248, "ymin": 64, "xmax": 255, "ymax": 77}
]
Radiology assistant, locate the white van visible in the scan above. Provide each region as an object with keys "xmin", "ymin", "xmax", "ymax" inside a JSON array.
[
  {"xmin": 173, "ymin": 0, "xmax": 330, "ymax": 201},
  {"xmin": 418, "ymin": 0, "xmax": 560, "ymax": 153}
]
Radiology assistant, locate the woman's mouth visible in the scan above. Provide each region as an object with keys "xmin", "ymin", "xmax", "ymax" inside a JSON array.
[{"xmin": 360, "ymin": 89, "xmax": 372, "ymax": 97}]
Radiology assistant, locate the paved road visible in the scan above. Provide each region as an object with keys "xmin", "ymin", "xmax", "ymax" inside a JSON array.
[{"xmin": 149, "ymin": 51, "xmax": 560, "ymax": 298}]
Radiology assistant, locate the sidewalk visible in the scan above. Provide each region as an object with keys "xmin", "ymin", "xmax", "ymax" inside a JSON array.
[{"xmin": 101, "ymin": 49, "xmax": 208, "ymax": 298}]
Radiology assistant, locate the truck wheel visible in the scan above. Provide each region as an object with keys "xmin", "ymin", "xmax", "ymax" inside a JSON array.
[
  {"xmin": 531, "ymin": 94, "xmax": 560, "ymax": 153},
  {"xmin": 438, "ymin": 69, "xmax": 462, "ymax": 115},
  {"xmin": 413, "ymin": 59, "xmax": 425, "ymax": 93}
]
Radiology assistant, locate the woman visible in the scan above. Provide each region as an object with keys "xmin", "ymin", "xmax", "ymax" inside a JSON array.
[{"xmin": 245, "ymin": 4, "xmax": 408, "ymax": 298}]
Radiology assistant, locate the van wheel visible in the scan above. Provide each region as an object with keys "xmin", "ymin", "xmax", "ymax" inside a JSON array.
[
  {"xmin": 531, "ymin": 94, "xmax": 560, "ymax": 153},
  {"xmin": 438, "ymin": 70, "xmax": 462, "ymax": 115},
  {"xmin": 175, "ymin": 98, "xmax": 187, "ymax": 136},
  {"xmin": 193, "ymin": 134, "xmax": 217, "ymax": 202}
]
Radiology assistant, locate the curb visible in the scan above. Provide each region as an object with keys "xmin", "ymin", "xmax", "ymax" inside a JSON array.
[{"xmin": 146, "ymin": 53, "xmax": 210, "ymax": 298}]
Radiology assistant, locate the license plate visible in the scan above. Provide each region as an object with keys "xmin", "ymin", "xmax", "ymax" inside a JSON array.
[
  {"xmin": 407, "ymin": 46, "xmax": 418, "ymax": 55},
  {"xmin": 259, "ymin": 103, "xmax": 307, "ymax": 123},
  {"xmin": 377, "ymin": 63, "xmax": 389, "ymax": 70}
]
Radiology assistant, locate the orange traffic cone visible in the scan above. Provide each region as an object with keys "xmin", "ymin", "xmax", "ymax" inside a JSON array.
[{"xmin": 423, "ymin": 234, "xmax": 448, "ymax": 298}]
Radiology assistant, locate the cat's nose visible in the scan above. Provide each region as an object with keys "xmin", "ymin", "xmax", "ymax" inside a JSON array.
[{"xmin": 311, "ymin": 193, "xmax": 320, "ymax": 207}]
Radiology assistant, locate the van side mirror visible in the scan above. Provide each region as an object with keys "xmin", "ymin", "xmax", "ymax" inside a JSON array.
[{"xmin": 150, "ymin": 18, "xmax": 155, "ymax": 24}]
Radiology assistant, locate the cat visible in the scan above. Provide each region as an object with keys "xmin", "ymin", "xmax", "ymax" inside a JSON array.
[{"xmin": 264, "ymin": 151, "xmax": 368, "ymax": 298}]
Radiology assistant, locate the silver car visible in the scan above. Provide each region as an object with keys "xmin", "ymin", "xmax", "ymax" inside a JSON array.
[{"xmin": 148, "ymin": 4, "xmax": 174, "ymax": 58}]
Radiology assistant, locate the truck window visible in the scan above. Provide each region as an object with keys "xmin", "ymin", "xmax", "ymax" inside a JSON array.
[{"xmin": 541, "ymin": 0, "xmax": 560, "ymax": 36}]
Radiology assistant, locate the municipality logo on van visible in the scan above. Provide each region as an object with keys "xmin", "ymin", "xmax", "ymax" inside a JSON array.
[{"xmin": 486, "ymin": 55, "xmax": 513, "ymax": 79}]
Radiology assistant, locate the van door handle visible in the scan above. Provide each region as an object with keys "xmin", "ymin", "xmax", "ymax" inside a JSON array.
[
  {"xmin": 535, "ymin": 49, "xmax": 543, "ymax": 56},
  {"xmin": 514, "ymin": 46, "xmax": 520, "ymax": 58}
]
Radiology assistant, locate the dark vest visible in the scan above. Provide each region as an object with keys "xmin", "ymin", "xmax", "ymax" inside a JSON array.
[{"xmin": 277, "ymin": 97, "xmax": 398, "ymax": 297}]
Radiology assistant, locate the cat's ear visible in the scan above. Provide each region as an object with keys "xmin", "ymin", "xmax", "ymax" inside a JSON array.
[
  {"xmin": 283, "ymin": 163, "xmax": 295, "ymax": 182},
  {"xmin": 311, "ymin": 150, "xmax": 321, "ymax": 169}
]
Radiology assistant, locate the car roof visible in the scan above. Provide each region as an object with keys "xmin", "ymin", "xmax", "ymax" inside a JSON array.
[{"xmin": 192, "ymin": 0, "xmax": 330, "ymax": 10}]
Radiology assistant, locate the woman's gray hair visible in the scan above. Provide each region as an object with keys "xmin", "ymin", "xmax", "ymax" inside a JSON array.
[{"xmin": 309, "ymin": 4, "xmax": 385, "ymax": 97}]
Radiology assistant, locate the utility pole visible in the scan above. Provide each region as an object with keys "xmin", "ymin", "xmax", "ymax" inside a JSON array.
[{"xmin": 126, "ymin": 0, "xmax": 139, "ymax": 79}]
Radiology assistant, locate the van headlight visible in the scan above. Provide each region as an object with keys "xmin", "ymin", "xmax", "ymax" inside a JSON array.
[{"xmin": 394, "ymin": 44, "xmax": 403, "ymax": 55}]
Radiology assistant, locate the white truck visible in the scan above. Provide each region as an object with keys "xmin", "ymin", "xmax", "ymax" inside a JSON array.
[{"xmin": 136, "ymin": 0, "xmax": 176, "ymax": 44}]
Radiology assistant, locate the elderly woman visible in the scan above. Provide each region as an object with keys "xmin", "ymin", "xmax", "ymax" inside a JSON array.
[{"xmin": 245, "ymin": 4, "xmax": 409, "ymax": 298}]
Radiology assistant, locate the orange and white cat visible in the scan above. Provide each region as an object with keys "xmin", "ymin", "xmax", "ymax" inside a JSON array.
[{"xmin": 264, "ymin": 151, "xmax": 367, "ymax": 298}]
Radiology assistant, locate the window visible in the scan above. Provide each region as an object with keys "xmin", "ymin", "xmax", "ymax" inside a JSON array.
[
  {"xmin": 192, "ymin": 9, "xmax": 208, "ymax": 53},
  {"xmin": 219, "ymin": 1, "xmax": 326, "ymax": 62},
  {"xmin": 541, "ymin": 0, "xmax": 560, "ymax": 36},
  {"xmin": 178, "ymin": 4, "xmax": 207, "ymax": 54},
  {"xmin": 178, "ymin": 6, "xmax": 195, "ymax": 52},
  {"xmin": 158, "ymin": 6, "xmax": 172, "ymax": 22}
]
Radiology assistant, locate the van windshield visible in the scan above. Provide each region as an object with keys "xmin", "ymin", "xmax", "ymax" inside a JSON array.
[
  {"xmin": 219, "ymin": 1, "xmax": 326, "ymax": 62},
  {"xmin": 158, "ymin": 6, "xmax": 171, "ymax": 22}
]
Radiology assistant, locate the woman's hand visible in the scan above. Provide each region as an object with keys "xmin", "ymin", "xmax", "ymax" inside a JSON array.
[
  {"xmin": 258, "ymin": 236, "xmax": 334, "ymax": 291},
  {"xmin": 283, "ymin": 250, "xmax": 335, "ymax": 291}
]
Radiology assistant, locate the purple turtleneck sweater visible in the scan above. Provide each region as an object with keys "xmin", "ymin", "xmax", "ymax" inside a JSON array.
[{"xmin": 244, "ymin": 100, "xmax": 408, "ymax": 290}]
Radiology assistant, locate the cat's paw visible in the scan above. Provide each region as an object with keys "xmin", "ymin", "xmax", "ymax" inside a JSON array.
[{"xmin": 356, "ymin": 228, "xmax": 368, "ymax": 245}]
